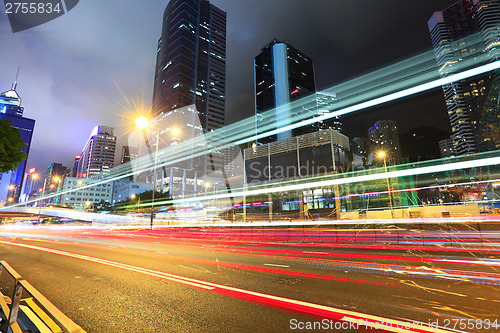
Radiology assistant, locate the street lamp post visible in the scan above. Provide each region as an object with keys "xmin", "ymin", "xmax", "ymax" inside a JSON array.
[
  {"xmin": 8, "ymin": 185, "xmax": 18, "ymax": 205},
  {"xmin": 29, "ymin": 173, "xmax": 39, "ymax": 205},
  {"xmin": 135, "ymin": 115, "xmax": 180, "ymax": 228},
  {"xmin": 378, "ymin": 152, "xmax": 394, "ymax": 218},
  {"xmin": 37, "ymin": 178, "xmax": 48, "ymax": 223},
  {"xmin": 50, "ymin": 176, "xmax": 60, "ymax": 206},
  {"xmin": 150, "ymin": 130, "xmax": 159, "ymax": 229},
  {"xmin": 135, "ymin": 116, "xmax": 159, "ymax": 229},
  {"xmin": 37, "ymin": 176, "xmax": 60, "ymax": 222}
]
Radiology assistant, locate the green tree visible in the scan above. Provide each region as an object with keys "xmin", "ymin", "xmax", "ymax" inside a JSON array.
[
  {"xmin": 93, "ymin": 200, "xmax": 114, "ymax": 212},
  {"xmin": 114, "ymin": 190, "xmax": 172, "ymax": 211},
  {"xmin": 0, "ymin": 119, "xmax": 27, "ymax": 173}
]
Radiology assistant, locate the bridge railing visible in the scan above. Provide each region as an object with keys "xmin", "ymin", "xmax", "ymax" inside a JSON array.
[{"xmin": 0, "ymin": 260, "xmax": 84, "ymax": 333}]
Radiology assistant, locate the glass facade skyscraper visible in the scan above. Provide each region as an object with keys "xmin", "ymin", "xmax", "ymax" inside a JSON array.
[
  {"xmin": 76, "ymin": 126, "xmax": 116, "ymax": 179},
  {"xmin": 368, "ymin": 120, "xmax": 401, "ymax": 161},
  {"xmin": 428, "ymin": 0, "xmax": 500, "ymax": 155},
  {"xmin": 152, "ymin": 0, "xmax": 226, "ymax": 132},
  {"xmin": 254, "ymin": 40, "xmax": 316, "ymax": 144},
  {"xmin": 151, "ymin": 0, "xmax": 227, "ymax": 181},
  {"xmin": 0, "ymin": 82, "xmax": 35, "ymax": 204}
]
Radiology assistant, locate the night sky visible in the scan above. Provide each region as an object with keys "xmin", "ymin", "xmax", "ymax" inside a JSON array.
[{"xmin": 0, "ymin": 0, "xmax": 459, "ymax": 174}]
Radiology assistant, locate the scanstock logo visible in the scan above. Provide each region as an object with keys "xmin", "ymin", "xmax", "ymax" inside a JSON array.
[{"xmin": 3, "ymin": 0, "xmax": 79, "ymax": 32}]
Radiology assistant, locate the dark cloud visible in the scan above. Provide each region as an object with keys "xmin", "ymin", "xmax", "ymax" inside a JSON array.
[{"xmin": 0, "ymin": 0, "xmax": 458, "ymax": 173}]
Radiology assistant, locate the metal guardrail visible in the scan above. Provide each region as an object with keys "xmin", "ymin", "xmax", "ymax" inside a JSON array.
[{"xmin": 0, "ymin": 261, "xmax": 84, "ymax": 333}]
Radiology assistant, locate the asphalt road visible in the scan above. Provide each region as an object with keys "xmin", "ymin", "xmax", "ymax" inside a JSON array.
[{"xmin": 0, "ymin": 224, "xmax": 499, "ymax": 333}]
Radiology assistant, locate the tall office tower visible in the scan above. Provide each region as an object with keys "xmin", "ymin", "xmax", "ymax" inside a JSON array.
[
  {"xmin": 120, "ymin": 146, "xmax": 137, "ymax": 164},
  {"xmin": 351, "ymin": 137, "xmax": 370, "ymax": 159},
  {"xmin": 368, "ymin": 120, "xmax": 401, "ymax": 161},
  {"xmin": 70, "ymin": 155, "xmax": 81, "ymax": 177},
  {"xmin": 314, "ymin": 92, "xmax": 342, "ymax": 133},
  {"xmin": 76, "ymin": 126, "xmax": 116, "ymax": 179},
  {"xmin": 439, "ymin": 138, "xmax": 457, "ymax": 158},
  {"xmin": 152, "ymin": 0, "xmax": 226, "ymax": 132},
  {"xmin": 46, "ymin": 163, "xmax": 67, "ymax": 179},
  {"xmin": 18, "ymin": 167, "xmax": 36, "ymax": 203},
  {"xmin": 254, "ymin": 39, "xmax": 316, "ymax": 144},
  {"xmin": 43, "ymin": 163, "xmax": 67, "ymax": 204},
  {"xmin": 0, "ymin": 81, "xmax": 35, "ymax": 204},
  {"xmin": 428, "ymin": 0, "xmax": 500, "ymax": 155}
]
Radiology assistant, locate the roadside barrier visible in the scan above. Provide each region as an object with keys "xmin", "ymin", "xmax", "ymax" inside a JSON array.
[{"xmin": 0, "ymin": 261, "xmax": 84, "ymax": 333}]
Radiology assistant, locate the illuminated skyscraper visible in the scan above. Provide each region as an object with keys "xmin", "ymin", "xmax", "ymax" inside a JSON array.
[
  {"xmin": 351, "ymin": 137, "xmax": 370, "ymax": 159},
  {"xmin": 76, "ymin": 126, "xmax": 116, "ymax": 179},
  {"xmin": 368, "ymin": 120, "xmax": 401, "ymax": 161},
  {"xmin": 254, "ymin": 39, "xmax": 316, "ymax": 144},
  {"xmin": 71, "ymin": 155, "xmax": 81, "ymax": 177},
  {"xmin": 151, "ymin": 0, "xmax": 226, "ymax": 182},
  {"xmin": 428, "ymin": 0, "xmax": 500, "ymax": 155},
  {"xmin": 0, "ymin": 81, "xmax": 35, "ymax": 204},
  {"xmin": 120, "ymin": 146, "xmax": 137, "ymax": 165},
  {"xmin": 439, "ymin": 138, "xmax": 456, "ymax": 158},
  {"xmin": 152, "ymin": 0, "xmax": 226, "ymax": 132}
]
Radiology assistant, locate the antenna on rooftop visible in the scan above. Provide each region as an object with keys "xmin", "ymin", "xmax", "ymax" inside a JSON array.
[{"xmin": 12, "ymin": 66, "xmax": 20, "ymax": 91}]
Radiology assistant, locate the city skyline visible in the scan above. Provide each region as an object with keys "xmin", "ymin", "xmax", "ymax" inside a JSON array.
[
  {"xmin": 2, "ymin": 2, "xmax": 500, "ymax": 330},
  {"xmin": 0, "ymin": 0, "xmax": 459, "ymax": 174}
]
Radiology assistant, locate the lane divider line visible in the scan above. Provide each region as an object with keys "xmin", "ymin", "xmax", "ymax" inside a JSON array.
[
  {"xmin": 263, "ymin": 263, "xmax": 290, "ymax": 268},
  {"xmin": 0, "ymin": 240, "xmax": 459, "ymax": 333}
]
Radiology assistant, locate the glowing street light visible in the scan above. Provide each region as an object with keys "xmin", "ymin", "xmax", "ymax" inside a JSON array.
[
  {"xmin": 135, "ymin": 116, "xmax": 149, "ymax": 130},
  {"xmin": 378, "ymin": 151, "xmax": 394, "ymax": 217},
  {"xmin": 38, "ymin": 175, "xmax": 63, "ymax": 218},
  {"xmin": 136, "ymin": 115, "xmax": 159, "ymax": 229},
  {"xmin": 25, "ymin": 173, "xmax": 39, "ymax": 204},
  {"xmin": 7, "ymin": 185, "xmax": 19, "ymax": 205},
  {"xmin": 135, "ymin": 116, "xmax": 182, "ymax": 228},
  {"xmin": 131, "ymin": 194, "xmax": 140, "ymax": 213}
]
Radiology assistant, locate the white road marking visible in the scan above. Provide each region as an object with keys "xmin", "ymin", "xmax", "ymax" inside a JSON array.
[
  {"xmin": 263, "ymin": 263, "xmax": 290, "ymax": 268},
  {"xmin": 0, "ymin": 240, "xmax": 457, "ymax": 333}
]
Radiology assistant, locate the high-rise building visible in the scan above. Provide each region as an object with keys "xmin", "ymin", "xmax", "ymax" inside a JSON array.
[
  {"xmin": 439, "ymin": 138, "xmax": 456, "ymax": 158},
  {"xmin": 120, "ymin": 146, "xmax": 137, "ymax": 165},
  {"xmin": 314, "ymin": 92, "xmax": 342, "ymax": 133},
  {"xmin": 46, "ymin": 163, "xmax": 67, "ymax": 181},
  {"xmin": 71, "ymin": 155, "xmax": 81, "ymax": 177},
  {"xmin": 351, "ymin": 137, "xmax": 370, "ymax": 159},
  {"xmin": 41, "ymin": 163, "xmax": 68, "ymax": 204},
  {"xmin": 368, "ymin": 120, "xmax": 401, "ymax": 160},
  {"xmin": 60, "ymin": 177, "xmax": 113, "ymax": 209},
  {"xmin": 76, "ymin": 126, "xmax": 116, "ymax": 179},
  {"xmin": 152, "ymin": 0, "xmax": 226, "ymax": 132},
  {"xmin": 428, "ymin": 0, "xmax": 500, "ymax": 155},
  {"xmin": 151, "ymin": 0, "xmax": 226, "ymax": 183},
  {"xmin": 18, "ymin": 167, "xmax": 37, "ymax": 203},
  {"xmin": 0, "ymin": 81, "xmax": 35, "ymax": 204},
  {"xmin": 254, "ymin": 39, "xmax": 316, "ymax": 143},
  {"xmin": 0, "ymin": 81, "xmax": 23, "ymax": 116}
]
